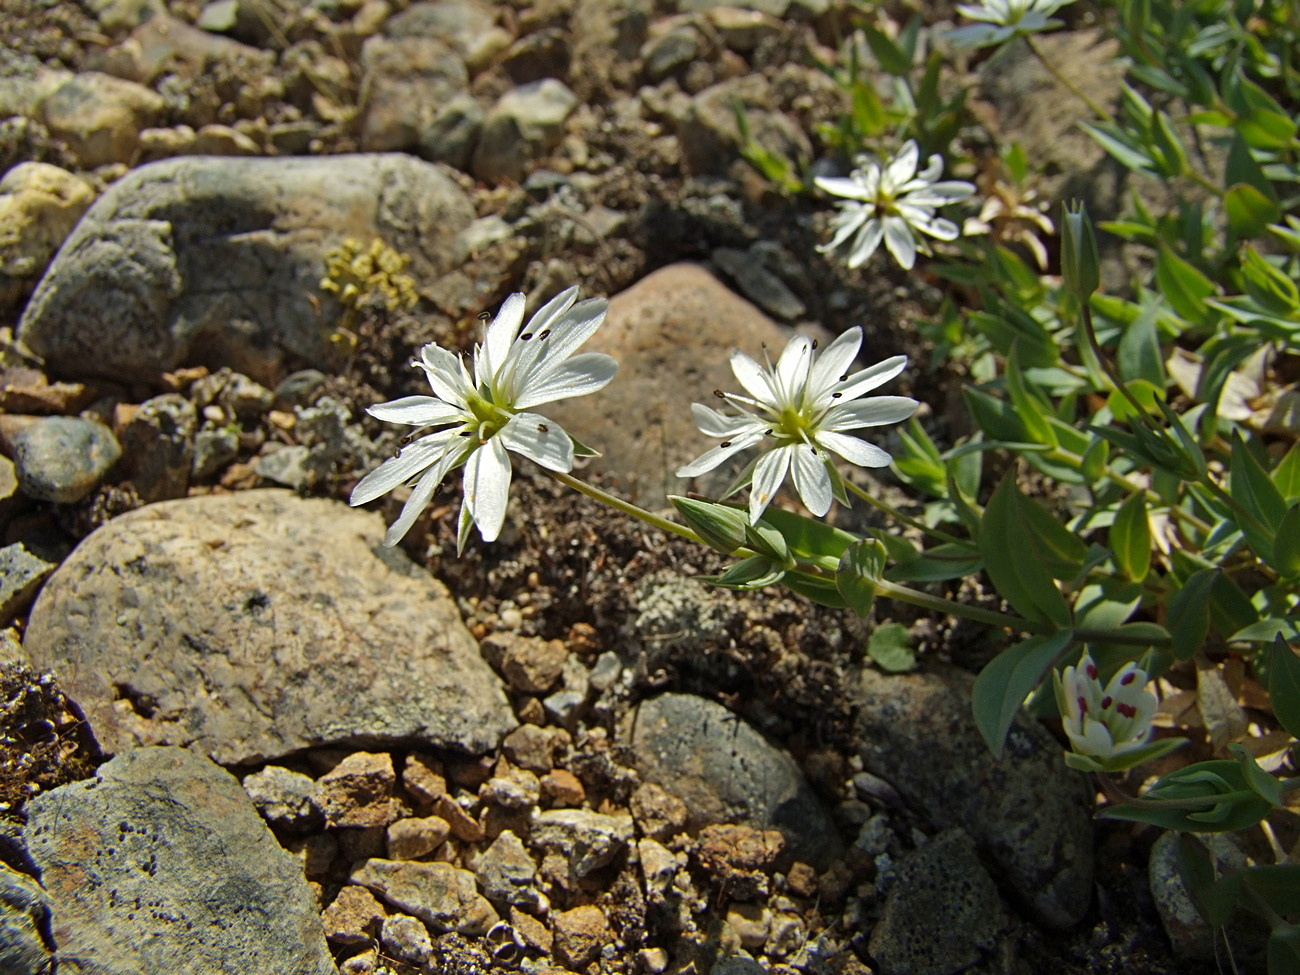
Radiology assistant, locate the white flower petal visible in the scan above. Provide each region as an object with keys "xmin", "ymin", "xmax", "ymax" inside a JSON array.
[
  {"xmin": 882, "ymin": 141, "xmax": 920, "ymax": 191},
  {"xmin": 749, "ymin": 446, "xmax": 793, "ymax": 523},
  {"xmin": 903, "ymin": 180, "xmax": 977, "ymax": 206},
  {"xmin": 773, "ymin": 335, "xmax": 813, "ymax": 405},
  {"xmin": 367, "ymin": 396, "xmax": 463, "ymax": 426},
  {"xmin": 463, "ymin": 436, "xmax": 512, "ymax": 542},
  {"xmin": 523, "ymin": 297, "xmax": 608, "ymax": 378},
  {"xmin": 513, "ymin": 353, "xmax": 618, "ymax": 409},
  {"xmin": 419, "ymin": 343, "xmax": 474, "ymax": 404},
  {"xmin": 807, "ymin": 327, "xmax": 863, "ymax": 401},
  {"xmin": 820, "ymin": 206, "xmax": 871, "ymax": 255},
  {"xmin": 791, "ymin": 445, "xmax": 833, "ymax": 516},
  {"xmin": 382, "ymin": 442, "xmax": 469, "ymax": 546},
  {"xmin": 676, "ymin": 429, "xmax": 766, "ymax": 477},
  {"xmin": 730, "ymin": 351, "xmax": 777, "ymax": 405},
  {"xmin": 350, "ymin": 432, "xmax": 456, "ymax": 506},
  {"xmin": 500, "ymin": 412, "xmax": 575, "ymax": 472},
  {"xmin": 882, "ymin": 216, "xmax": 918, "ymax": 269},
  {"xmin": 823, "ymin": 396, "xmax": 919, "ymax": 431},
  {"xmin": 846, "ymin": 218, "xmax": 885, "ymax": 269},
  {"xmin": 835, "ymin": 355, "xmax": 908, "ymax": 400},
  {"xmin": 815, "ymin": 430, "xmax": 893, "ymax": 467},
  {"xmin": 691, "ymin": 403, "xmax": 767, "ymax": 439},
  {"xmin": 482, "ymin": 292, "xmax": 526, "ymax": 381},
  {"xmin": 815, "ymin": 176, "xmax": 874, "ymax": 201}
]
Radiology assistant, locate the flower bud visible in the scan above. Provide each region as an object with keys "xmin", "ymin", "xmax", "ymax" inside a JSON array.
[
  {"xmin": 1060, "ymin": 201, "xmax": 1100, "ymax": 301},
  {"xmin": 670, "ymin": 496, "xmax": 748, "ymax": 554},
  {"xmin": 1052, "ymin": 651, "xmax": 1178, "ymax": 773}
]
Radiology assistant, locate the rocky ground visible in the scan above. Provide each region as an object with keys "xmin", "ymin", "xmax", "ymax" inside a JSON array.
[{"xmin": 0, "ymin": 1, "xmax": 1257, "ymax": 974}]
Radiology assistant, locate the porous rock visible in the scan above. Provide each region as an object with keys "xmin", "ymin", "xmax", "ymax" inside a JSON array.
[
  {"xmin": 867, "ymin": 829, "xmax": 1003, "ymax": 975},
  {"xmin": 23, "ymin": 746, "xmax": 335, "ymax": 974},
  {"xmin": 853, "ymin": 666, "xmax": 1093, "ymax": 929},
  {"xmin": 17, "ymin": 154, "xmax": 474, "ymax": 385},
  {"xmin": 0, "ymin": 861, "xmax": 51, "ymax": 975},
  {"xmin": 22, "ymin": 489, "xmax": 516, "ymax": 765},
  {"xmin": 350, "ymin": 858, "xmax": 497, "ymax": 934},
  {"xmin": 624, "ymin": 692, "xmax": 841, "ymax": 869}
]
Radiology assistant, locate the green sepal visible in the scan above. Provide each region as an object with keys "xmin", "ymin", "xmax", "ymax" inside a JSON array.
[
  {"xmin": 669, "ymin": 496, "xmax": 748, "ymax": 555},
  {"xmin": 836, "ymin": 538, "xmax": 887, "ymax": 618},
  {"xmin": 705, "ymin": 555, "xmax": 784, "ymax": 591}
]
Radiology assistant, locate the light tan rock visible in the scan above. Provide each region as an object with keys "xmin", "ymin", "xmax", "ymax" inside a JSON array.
[
  {"xmin": 351, "ymin": 858, "xmax": 497, "ymax": 934},
  {"xmin": 322, "ymin": 884, "xmax": 386, "ymax": 946},
  {"xmin": 552, "ymin": 904, "xmax": 609, "ymax": 970},
  {"xmin": 0, "ymin": 163, "xmax": 95, "ymax": 310},
  {"xmin": 39, "ymin": 71, "xmax": 165, "ymax": 167},
  {"xmin": 387, "ymin": 816, "xmax": 451, "ymax": 860},
  {"xmin": 22, "ymin": 490, "xmax": 516, "ymax": 764},
  {"xmin": 316, "ymin": 752, "xmax": 397, "ymax": 829}
]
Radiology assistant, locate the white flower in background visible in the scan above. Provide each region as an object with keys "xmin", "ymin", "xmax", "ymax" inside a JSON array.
[
  {"xmin": 815, "ymin": 141, "xmax": 976, "ymax": 271},
  {"xmin": 350, "ymin": 287, "xmax": 616, "ymax": 550},
  {"xmin": 947, "ymin": 0, "xmax": 1076, "ymax": 48},
  {"xmin": 676, "ymin": 327, "xmax": 919, "ymax": 523},
  {"xmin": 1053, "ymin": 652, "xmax": 1178, "ymax": 772}
]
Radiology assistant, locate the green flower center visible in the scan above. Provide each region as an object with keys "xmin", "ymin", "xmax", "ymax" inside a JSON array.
[{"xmin": 465, "ymin": 390, "xmax": 513, "ymax": 439}]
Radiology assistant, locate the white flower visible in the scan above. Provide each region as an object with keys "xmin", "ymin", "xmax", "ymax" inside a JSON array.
[
  {"xmin": 1054, "ymin": 652, "xmax": 1168, "ymax": 772},
  {"xmin": 947, "ymin": 0, "xmax": 1075, "ymax": 48},
  {"xmin": 350, "ymin": 287, "xmax": 616, "ymax": 550},
  {"xmin": 676, "ymin": 327, "xmax": 918, "ymax": 523},
  {"xmin": 815, "ymin": 141, "xmax": 975, "ymax": 271}
]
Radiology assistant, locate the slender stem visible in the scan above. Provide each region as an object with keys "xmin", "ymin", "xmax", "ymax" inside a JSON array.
[
  {"xmin": 845, "ymin": 480, "xmax": 969, "ymax": 546},
  {"xmin": 548, "ymin": 470, "xmax": 703, "ymax": 544},
  {"xmin": 873, "ymin": 578, "xmax": 1046, "ymax": 632},
  {"xmin": 1025, "ymin": 34, "xmax": 1114, "ymax": 123}
]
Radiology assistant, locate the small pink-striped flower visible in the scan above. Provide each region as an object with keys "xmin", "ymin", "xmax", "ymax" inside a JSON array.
[{"xmin": 1053, "ymin": 652, "xmax": 1181, "ymax": 772}]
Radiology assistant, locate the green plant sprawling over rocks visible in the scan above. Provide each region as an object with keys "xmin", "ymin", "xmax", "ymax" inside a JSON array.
[{"xmin": 349, "ymin": 1, "xmax": 1300, "ymax": 967}]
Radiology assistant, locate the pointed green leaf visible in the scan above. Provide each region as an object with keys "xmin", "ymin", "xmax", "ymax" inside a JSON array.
[
  {"xmin": 709, "ymin": 555, "xmax": 783, "ymax": 589},
  {"xmin": 1168, "ymin": 569, "xmax": 1216, "ymax": 660},
  {"xmin": 1117, "ymin": 303, "xmax": 1165, "ymax": 386},
  {"xmin": 1266, "ymin": 636, "xmax": 1300, "ymax": 740},
  {"xmin": 1005, "ymin": 345, "xmax": 1057, "ymax": 446},
  {"xmin": 1226, "ymin": 183, "xmax": 1282, "ymax": 239},
  {"xmin": 1111, "ymin": 493, "xmax": 1152, "ymax": 581},
  {"xmin": 1272, "ymin": 444, "xmax": 1300, "ymax": 500},
  {"xmin": 757, "ymin": 506, "xmax": 858, "ymax": 564},
  {"xmin": 1231, "ymin": 434, "xmax": 1288, "ymax": 560},
  {"xmin": 1225, "ymin": 132, "xmax": 1277, "ymax": 199},
  {"xmin": 1155, "ymin": 246, "xmax": 1215, "ymax": 323},
  {"xmin": 980, "ymin": 476, "xmax": 1075, "ymax": 627},
  {"xmin": 861, "ymin": 25, "xmax": 913, "ymax": 75},
  {"xmin": 1176, "ymin": 835, "xmax": 1245, "ymax": 929},
  {"xmin": 971, "ymin": 630, "xmax": 1074, "ymax": 758},
  {"xmin": 1273, "ymin": 505, "xmax": 1300, "ymax": 578}
]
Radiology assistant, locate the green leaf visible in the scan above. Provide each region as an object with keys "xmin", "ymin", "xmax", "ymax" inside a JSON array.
[
  {"xmin": 1100, "ymin": 759, "xmax": 1276, "ymax": 831},
  {"xmin": 1176, "ymin": 835, "xmax": 1246, "ymax": 929},
  {"xmin": 980, "ymin": 476, "xmax": 1077, "ymax": 627},
  {"xmin": 963, "ymin": 385, "xmax": 1030, "ymax": 443},
  {"xmin": 1111, "ymin": 493, "xmax": 1152, "ymax": 581},
  {"xmin": 1151, "ymin": 110, "xmax": 1188, "ymax": 177},
  {"xmin": 1267, "ymin": 636, "xmax": 1300, "ymax": 740},
  {"xmin": 1230, "ymin": 618, "xmax": 1300, "ymax": 643},
  {"xmin": 781, "ymin": 571, "xmax": 849, "ymax": 608},
  {"xmin": 1240, "ymin": 246, "xmax": 1300, "ymax": 314},
  {"xmin": 1155, "ymin": 246, "xmax": 1216, "ymax": 323},
  {"xmin": 1225, "ymin": 132, "xmax": 1277, "ymax": 199},
  {"xmin": 757, "ymin": 506, "xmax": 857, "ymax": 564},
  {"xmin": 861, "ymin": 25, "xmax": 913, "ymax": 75},
  {"xmin": 1005, "ymin": 345, "xmax": 1057, "ymax": 446},
  {"xmin": 1269, "ymin": 927, "xmax": 1300, "ymax": 975},
  {"xmin": 971, "ymin": 630, "xmax": 1074, "ymax": 758},
  {"xmin": 867, "ymin": 622, "xmax": 915, "ymax": 672},
  {"xmin": 836, "ymin": 538, "xmax": 887, "ymax": 617},
  {"xmin": 1168, "ymin": 569, "xmax": 1216, "ymax": 660},
  {"xmin": 1229, "ymin": 743, "xmax": 1283, "ymax": 808},
  {"xmin": 885, "ymin": 542, "xmax": 983, "ymax": 583},
  {"xmin": 1272, "ymin": 444, "xmax": 1300, "ymax": 500},
  {"xmin": 1226, "ymin": 183, "xmax": 1282, "ymax": 239},
  {"xmin": 1274, "ymin": 505, "xmax": 1300, "ymax": 578},
  {"xmin": 1231, "ymin": 433, "xmax": 1289, "ymax": 560},
  {"xmin": 1116, "ymin": 302, "xmax": 1165, "ymax": 386},
  {"xmin": 744, "ymin": 520, "xmax": 792, "ymax": 567}
]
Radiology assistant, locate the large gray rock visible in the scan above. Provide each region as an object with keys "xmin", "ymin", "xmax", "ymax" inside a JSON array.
[
  {"xmin": 623, "ymin": 693, "xmax": 841, "ymax": 869},
  {"xmin": 23, "ymin": 746, "xmax": 335, "ymax": 975},
  {"xmin": 853, "ymin": 667, "xmax": 1093, "ymax": 930},
  {"xmin": 16, "ymin": 154, "xmax": 474, "ymax": 385},
  {"xmin": 546, "ymin": 263, "xmax": 790, "ymax": 505},
  {"xmin": 22, "ymin": 489, "xmax": 517, "ymax": 765}
]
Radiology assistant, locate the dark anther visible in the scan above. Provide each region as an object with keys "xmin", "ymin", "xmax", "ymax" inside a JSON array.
[
  {"xmin": 812, "ymin": 339, "xmax": 819, "ymax": 349},
  {"xmin": 840, "ymin": 373, "xmax": 849, "ymax": 381},
  {"xmin": 458, "ymin": 430, "xmax": 473, "ymax": 437},
  {"xmin": 399, "ymin": 434, "xmax": 414, "ymax": 446},
  {"xmin": 538, "ymin": 424, "xmax": 550, "ymax": 433},
  {"xmin": 393, "ymin": 447, "xmax": 403, "ymax": 457},
  {"xmin": 714, "ymin": 389, "xmax": 726, "ymax": 399},
  {"xmin": 538, "ymin": 329, "xmax": 551, "ymax": 339},
  {"xmin": 520, "ymin": 332, "xmax": 533, "ymax": 341},
  {"xmin": 832, "ymin": 392, "xmax": 843, "ymax": 398},
  {"xmin": 720, "ymin": 440, "xmax": 732, "ymax": 447},
  {"xmin": 477, "ymin": 311, "xmax": 491, "ymax": 321}
]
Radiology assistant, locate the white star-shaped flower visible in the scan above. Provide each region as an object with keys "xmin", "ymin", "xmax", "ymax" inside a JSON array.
[
  {"xmin": 676, "ymin": 327, "xmax": 918, "ymax": 523},
  {"xmin": 946, "ymin": 0, "xmax": 1076, "ymax": 48},
  {"xmin": 815, "ymin": 141, "xmax": 975, "ymax": 271},
  {"xmin": 350, "ymin": 287, "xmax": 616, "ymax": 550}
]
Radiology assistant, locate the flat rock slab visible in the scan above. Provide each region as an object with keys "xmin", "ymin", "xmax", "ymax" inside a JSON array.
[
  {"xmin": 23, "ymin": 489, "xmax": 516, "ymax": 765},
  {"xmin": 16, "ymin": 154, "xmax": 474, "ymax": 385},
  {"xmin": 623, "ymin": 692, "xmax": 841, "ymax": 869},
  {"xmin": 853, "ymin": 666, "xmax": 1094, "ymax": 930},
  {"xmin": 23, "ymin": 746, "xmax": 336, "ymax": 975}
]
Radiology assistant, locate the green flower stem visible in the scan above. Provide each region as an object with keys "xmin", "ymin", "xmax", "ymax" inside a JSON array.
[
  {"xmin": 547, "ymin": 470, "xmax": 707, "ymax": 545},
  {"xmin": 1025, "ymin": 34, "xmax": 1114, "ymax": 123},
  {"xmin": 845, "ymin": 480, "xmax": 968, "ymax": 546},
  {"xmin": 872, "ymin": 578, "xmax": 1047, "ymax": 631}
]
